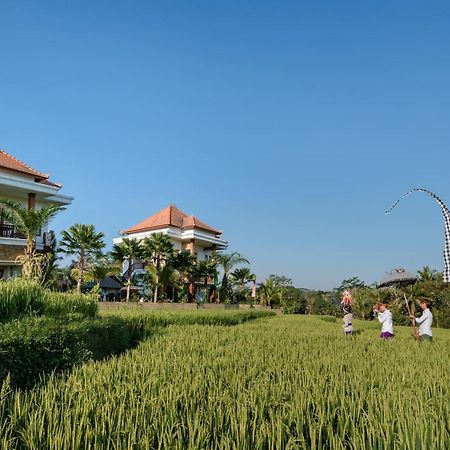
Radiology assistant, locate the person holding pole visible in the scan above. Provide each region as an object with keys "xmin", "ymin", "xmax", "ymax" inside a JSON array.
[{"xmin": 410, "ymin": 300, "xmax": 433, "ymax": 343}]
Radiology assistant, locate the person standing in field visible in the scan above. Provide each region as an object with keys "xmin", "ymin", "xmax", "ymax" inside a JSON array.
[
  {"xmin": 410, "ymin": 300, "xmax": 433, "ymax": 342},
  {"xmin": 373, "ymin": 302, "xmax": 394, "ymax": 339},
  {"xmin": 342, "ymin": 305, "xmax": 353, "ymax": 335}
]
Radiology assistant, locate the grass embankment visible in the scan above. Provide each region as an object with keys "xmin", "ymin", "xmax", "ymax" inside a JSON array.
[
  {"xmin": 0, "ymin": 280, "xmax": 274, "ymax": 389},
  {"xmin": 1, "ymin": 315, "xmax": 448, "ymax": 449},
  {"xmin": 100, "ymin": 306, "xmax": 275, "ymax": 329}
]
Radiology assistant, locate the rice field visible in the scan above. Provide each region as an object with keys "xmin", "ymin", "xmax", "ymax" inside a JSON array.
[{"xmin": 1, "ymin": 314, "xmax": 449, "ymax": 449}]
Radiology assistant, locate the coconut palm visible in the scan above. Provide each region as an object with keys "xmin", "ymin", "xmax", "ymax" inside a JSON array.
[
  {"xmin": 258, "ymin": 278, "xmax": 280, "ymax": 308},
  {"xmin": 59, "ymin": 224, "xmax": 105, "ymax": 291},
  {"xmin": 196, "ymin": 258, "xmax": 217, "ymax": 285},
  {"xmin": 230, "ymin": 267, "xmax": 256, "ymax": 302},
  {"xmin": 141, "ymin": 233, "xmax": 175, "ymax": 302},
  {"xmin": 170, "ymin": 250, "xmax": 196, "ymax": 302},
  {"xmin": 215, "ymin": 252, "xmax": 249, "ymax": 302},
  {"xmin": 110, "ymin": 238, "xmax": 143, "ymax": 301},
  {"xmin": 417, "ymin": 266, "xmax": 442, "ymax": 282},
  {"xmin": 0, "ymin": 200, "xmax": 65, "ymax": 281},
  {"xmin": 231, "ymin": 267, "xmax": 256, "ymax": 289}
]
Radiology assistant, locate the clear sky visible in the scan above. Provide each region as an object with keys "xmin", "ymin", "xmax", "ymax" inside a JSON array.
[{"xmin": 1, "ymin": 1, "xmax": 450, "ymax": 290}]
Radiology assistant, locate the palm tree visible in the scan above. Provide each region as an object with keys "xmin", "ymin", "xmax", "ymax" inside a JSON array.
[
  {"xmin": 110, "ymin": 238, "xmax": 143, "ymax": 301},
  {"xmin": 231, "ymin": 267, "xmax": 255, "ymax": 288},
  {"xmin": 215, "ymin": 252, "xmax": 249, "ymax": 302},
  {"xmin": 141, "ymin": 233, "xmax": 175, "ymax": 302},
  {"xmin": 258, "ymin": 278, "xmax": 280, "ymax": 308},
  {"xmin": 41, "ymin": 230, "xmax": 60, "ymax": 287},
  {"xmin": 196, "ymin": 258, "xmax": 217, "ymax": 285},
  {"xmin": 171, "ymin": 250, "xmax": 196, "ymax": 302},
  {"xmin": 59, "ymin": 224, "xmax": 105, "ymax": 291},
  {"xmin": 0, "ymin": 200, "xmax": 65, "ymax": 281},
  {"xmin": 194, "ymin": 258, "xmax": 218, "ymax": 302},
  {"xmin": 417, "ymin": 266, "xmax": 442, "ymax": 282},
  {"xmin": 230, "ymin": 267, "xmax": 256, "ymax": 302}
]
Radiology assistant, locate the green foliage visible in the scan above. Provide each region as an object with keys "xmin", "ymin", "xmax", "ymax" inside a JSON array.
[
  {"xmin": 351, "ymin": 287, "xmax": 380, "ymax": 319},
  {"xmin": 335, "ymin": 276, "xmax": 367, "ymax": 292},
  {"xmin": 0, "ymin": 279, "xmax": 98, "ymax": 323},
  {"xmin": 42, "ymin": 291, "xmax": 99, "ymax": 319},
  {"xmin": 0, "ymin": 317, "xmax": 88, "ymax": 389},
  {"xmin": 0, "ymin": 316, "xmax": 448, "ymax": 448},
  {"xmin": 0, "ymin": 200, "xmax": 65, "ymax": 282},
  {"xmin": 59, "ymin": 224, "xmax": 106, "ymax": 291},
  {"xmin": 0, "ymin": 279, "xmax": 45, "ymax": 322},
  {"xmin": 216, "ymin": 252, "xmax": 249, "ymax": 302},
  {"xmin": 101, "ymin": 308, "xmax": 275, "ymax": 330},
  {"xmin": 0, "ymin": 316, "xmax": 145, "ymax": 389}
]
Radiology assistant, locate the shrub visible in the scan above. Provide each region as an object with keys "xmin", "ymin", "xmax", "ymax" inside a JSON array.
[
  {"xmin": 43, "ymin": 291, "xmax": 98, "ymax": 319},
  {"xmin": 0, "ymin": 279, "xmax": 98, "ymax": 323},
  {"xmin": 0, "ymin": 279, "xmax": 45, "ymax": 322},
  {"xmin": 0, "ymin": 316, "xmax": 144, "ymax": 389},
  {"xmin": 0, "ymin": 317, "xmax": 88, "ymax": 389}
]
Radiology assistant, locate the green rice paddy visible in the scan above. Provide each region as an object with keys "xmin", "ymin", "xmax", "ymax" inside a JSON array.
[{"xmin": 1, "ymin": 313, "xmax": 449, "ymax": 449}]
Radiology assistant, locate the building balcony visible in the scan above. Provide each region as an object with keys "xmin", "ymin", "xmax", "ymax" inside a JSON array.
[{"xmin": 0, "ymin": 224, "xmax": 26, "ymax": 239}]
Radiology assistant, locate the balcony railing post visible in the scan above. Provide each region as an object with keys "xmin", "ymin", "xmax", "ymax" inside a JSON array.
[{"xmin": 0, "ymin": 224, "xmax": 26, "ymax": 239}]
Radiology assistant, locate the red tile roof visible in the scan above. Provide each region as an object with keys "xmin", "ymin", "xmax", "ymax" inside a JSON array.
[
  {"xmin": 124, "ymin": 204, "xmax": 222, "ymax": 235},
  {"xmin": 0, "ymin": 149, "xmax": 49, "ymax": 180}
]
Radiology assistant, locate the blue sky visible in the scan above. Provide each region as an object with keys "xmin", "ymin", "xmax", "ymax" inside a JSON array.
[{"xmin": 1, "ymin": 1, "xmax": 450, "ymax": 290}]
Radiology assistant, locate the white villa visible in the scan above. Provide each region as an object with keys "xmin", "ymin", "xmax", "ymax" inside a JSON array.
[
  {"xmin": 0, "ymin": 149, "xmax": 73, "ymax": 279},
  {"xmin": 113, "ymin": 204, "xmax": 228, "ymax": 261}
]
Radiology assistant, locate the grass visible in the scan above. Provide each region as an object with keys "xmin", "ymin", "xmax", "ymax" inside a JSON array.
[{"xmin": 1, "ymin": 314, "xmax": 449, "ymax": 449}]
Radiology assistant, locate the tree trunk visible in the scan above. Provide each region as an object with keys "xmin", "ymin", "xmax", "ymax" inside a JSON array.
[
  {"xmin": 126, "ymin": 276, "xmax": 131, "ymax": 302},
  {"xmin": 188, "ymin": 279, "xmax": 195, "ymax": 302},
  {"xmin": 153, "ymin": 258, "xmax": 160, "ymax": 303},
  {"xmin": 126, "ymin": 257, "xmax": 132, "ymax": 301},
  {"xmin": 77, "ymin": 253, "xmax": 84, "ymax": 292}
]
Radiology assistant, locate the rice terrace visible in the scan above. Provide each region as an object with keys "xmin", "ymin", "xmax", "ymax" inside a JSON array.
[{"xmin": 1, "ymin": 302, "xmax": 449, "ymax": 449}]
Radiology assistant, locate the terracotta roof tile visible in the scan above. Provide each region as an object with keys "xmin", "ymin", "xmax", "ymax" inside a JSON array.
[
  {"xmin": 0, "ymin": 149, "xmax": 63, "ymax": 189},
  {"xmin": 124, "ymin": 204, "xmax": 222, "ymax": 235}
]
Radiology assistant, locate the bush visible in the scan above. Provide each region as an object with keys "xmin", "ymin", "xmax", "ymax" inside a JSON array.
[
  {"xmin": 0, "ymin": 279, "xmax": 45, "ymax": 322},
  {"xmin": 43, "ymin": 291, "xmax": 98, "ymax": 319},
  {"xmin": 0, "ymin": 316, "xmax": 144, "ymax": 389},
  {"xmin": 0, "ymin": 317, "xmax": 88, "ymax": 389},
  {"xmin": 0, "ymin": 279, "xmax": 98, "ymax": 323}
]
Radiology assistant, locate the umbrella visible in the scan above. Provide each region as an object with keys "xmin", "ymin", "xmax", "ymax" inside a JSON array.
[{"xmin": 377, "ymin": 268, "xmax": 417, "ymax": 289}]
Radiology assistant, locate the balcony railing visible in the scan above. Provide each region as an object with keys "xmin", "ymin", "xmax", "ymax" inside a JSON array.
[{"xmin": 0, "ymin": 224, "xmax": 26, "ymax": 239}]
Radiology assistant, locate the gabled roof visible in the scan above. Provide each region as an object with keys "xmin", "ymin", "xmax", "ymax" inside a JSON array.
[
  {"xmin": 85, "ymin": 276, "xmax": 124, "ymax": 290},
  {"xmin": 0, "ymin": 149, "xmax": 49, "ymax": 180},
  {"xmin": 123, "ymin": 204, "xmax": 222, "ymax": 236}
]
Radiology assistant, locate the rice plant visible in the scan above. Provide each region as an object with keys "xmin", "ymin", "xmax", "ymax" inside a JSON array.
[{"xmin": 0, "ymin": 315, "xmax": 448, "ymax": 449}]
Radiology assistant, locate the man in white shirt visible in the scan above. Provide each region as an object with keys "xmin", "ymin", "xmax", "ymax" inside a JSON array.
[
  {"xmin": 373, "ymin": 302, "xmax": 394, "ymax": 339},
  {"xmin": 410, "ymin": 300, "xmax": 433, "ymax": 342}
]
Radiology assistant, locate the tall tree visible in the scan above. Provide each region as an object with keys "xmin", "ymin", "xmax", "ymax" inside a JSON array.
[
  {"xmin": 417, "ymin": 266, "xmax": 442, "ymax": 282},
  {"xmin": 41, "ymin": 230, "xmax": 60, "ymax": 287},
  {"xmin": 0, "ymin": 200, "xmax": 64, "ymax": 281},
  {"xmin": 141, "ymin": 233, "xmax": 175, "ymax": 302},
  {"xmin": 231, "ymin": 267, "xmax": 256, "ymax": 302},
  {"xmin": 215, "ymin": 252, "xmax": 249, "ymax": 302},
  {"xmin": 170, "ymin": 250, "xmax": 196, "ymax": 302},
  {"xmin": 258, "ymin": 278, "xmax": 280, "ymax": 308},
  {"xmin": 59, "ymin": 224, "xmax": 105, "ymax": 291},
  {"xmin": 110, "ymin": 238, "xmax": 143, "ymax": 301}
]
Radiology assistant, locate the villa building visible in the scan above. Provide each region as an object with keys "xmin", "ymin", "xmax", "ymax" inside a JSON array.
[
  {"xmin": 0, "ymin": 149, "xmax": 73, "ymax": 279},
  {"xmin": 113, "ymin": 204, "xmax": 228, "ymax": 260}
]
